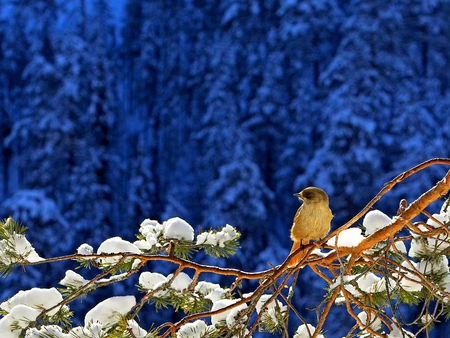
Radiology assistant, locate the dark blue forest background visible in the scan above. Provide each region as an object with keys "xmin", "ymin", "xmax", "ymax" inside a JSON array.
[{"xmin": 1, "ymin": 0, "xmax": 450, "ymax": 336}]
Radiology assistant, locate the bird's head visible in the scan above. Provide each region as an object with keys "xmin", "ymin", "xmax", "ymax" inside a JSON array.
[{"xmin": 294, "ymin": 186, "xmax": 329, "ymax": 204}]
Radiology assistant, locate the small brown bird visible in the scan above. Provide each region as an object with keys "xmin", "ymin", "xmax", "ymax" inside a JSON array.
[{"xmin": 288, "ymin": 187, "xmax": 333, "ymax": 267}]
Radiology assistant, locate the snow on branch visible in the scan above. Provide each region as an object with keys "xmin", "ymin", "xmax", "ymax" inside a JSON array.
[{"xmin": 1, "ymin": 159, "xmax": 450, "ymax": 337}]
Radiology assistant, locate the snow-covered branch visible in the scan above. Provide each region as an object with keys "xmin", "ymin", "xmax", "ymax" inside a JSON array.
[{"xmin": 2, "ymin": 161, "xmax": 450, "ymax": 337}]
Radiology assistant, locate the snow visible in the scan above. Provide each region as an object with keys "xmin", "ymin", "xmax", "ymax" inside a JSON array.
[
  {"xmin": 215, "ymin": 224, "xmax": 239, "ymax": 247},
  {"xmin": 163, "ymin": 217, "xmax": 194, "ymax": 241},
  {"xmin": 137, "ymin": 219, "xmax": 165, "ymax": 250},
  {"xmin": 204, "ymin": 288, "xmax": 228, "ymax": 303},
  {"xmin": 126, "ymin": 320, "xmax": 148, "ymax": 338},
  {"xmin": 139, "ymin": 271, "xmax": 192, "ymax": 296},
  {"xmin": 409, "ymin": 212, "xmax": 450, "ymax": 257},
  {"xmin": 134, "ymin": 239, "xmax": 153, "ymax": 251},
  {"xmin": 0, "ymin": 233, "xmax": 43, "ymax": 264},
  {"xmin": 168, "ymin": 272, "xmax": 193, "ymax": 291},
  {"xmin": 425, "ymin": 213, "xmax": 449, "ymax": 229},
  {"xmin": 332, "ymin": 273, "xmax": 381, "ymax": 303},
  {"xmin": 59, "ymin": 270, "xmax": 89, "ymax": 288},
  {"xmin": 0, "ymin": 288, "xmax": 64, "ymax": 337},
  {"xmin": 417, "ymin": 255, "xmax": 449, "ymax": 276},
  {"xmin": 368, "ymin": 277, "xmax": 395, "ymax": 294},
  {"xmin": 84, "ymin": 296, "xmax": 136, "ymax": 328},
  {"xmin": 13, "ymin": 235, "xmax": 43, "ymax": 262},
  {"xmin": 26, "ymin": 325, "xmax": 70, "ymax": 338},
  {"xmin": 70, "ymin": 322, "xmax": 104, "ymax": 337},
  {"xmin": 440, "ymin": 201, "xmax": 450, "ymax": 217},
  {"xmin": 97, "ymin": 236, "xmax": 141, "ymax": 255},
  {"xmin": 1, "ymin": 287, "xmax": 63, "ymax": 315},
  {"xmin": 196, "ymin": 232, "xmax": 218, "ymax": 245},
  {"xmin": 326, "ymin": 228, "xmax": 365, "ymax": 248},
  {"xmin": 196, "ymin": 224, "xmax": 239, "ymax": 248},
  {"xmin": 293, "ymin": 324, "xmax": 324, "ymax": 338},
  {"xmin": 363, "ymin": 210, "xmax": 392, "ymax": 236},
  {"xmin": 255, "ymin": 295, "xmax": 287, "ymax": 325},
  {"xmin": 393, "ymin": 240, "xmax": 407, "ymax": 254},
  {"xmin": 96, "ymin": 237, "xmax": 141, "ymax": 264},
  {"xmin": 139, "ymin": 219, "xmax": 162, "ymax": 235},
  {"xmin": 97, "ymin": 273, "xmax": 128, "ymax": 284},
  {"xmin": 225, "ymin": 302, "xmax": 248, "ymax": 329},
  {"xmin": 408, "ymin": 239, "xmax": 425, "ymax": 258},
  {"xmin": 6, "ymin": 304, "xmax": 41, "ymax": 328},
  {"xmin": 139, "ymin": 271, "xmax": 167, "ymax": 291},
  {"xmin": 357, "ymin": 311, "xmax": 382, "ymax": 331},
  {"xmin": 194, "ymin": 281, "xmax": 223, "ymax": 297},
  {"xmin": 77, "ymin": 243, "xmax": 94, "ymax": 255},
  {"xmin": 177, "ymin": 320, "xmax": 210, "ymax": 338},
  {"xmin": 354, "ymin": 273, "xmax": 381, "ymax": 295},
  {"xmin": 210, "ymin": 299, "xmax": 240, "ymax": 325},
  {"xmin": 396, "ymin": 261, "xmax": 422, "ymax": 292},
  {"xmin": 387, "ymin": 324, "xmax": 414, "ymax": 337}
]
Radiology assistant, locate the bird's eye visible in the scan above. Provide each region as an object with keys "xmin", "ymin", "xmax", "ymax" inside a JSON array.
[{"xmin": 303, "ymin": 191, "xmax": 313, "ymax": 199}]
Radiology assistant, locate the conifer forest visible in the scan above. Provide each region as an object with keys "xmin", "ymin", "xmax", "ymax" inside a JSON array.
[{"xmin": 1, "ymin": 0, "xmax": 450, "ymax": 336}]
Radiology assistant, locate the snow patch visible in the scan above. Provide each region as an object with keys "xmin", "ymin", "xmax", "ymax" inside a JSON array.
[
  {"xmin": 363, "ymin": 210, "xmax": 392, "ymax": 236},
  {"xmin": 59, "ymin": 270, "xmax": 89, "ymax": 288},
  {"xmin": 327, "ymin": 228, "xmax": 364, "ymax": 248},
  {"xmin": 163, "ymin": 217, "xmax": 194, "ymax": 241},
  {"xmin": 294, "ymin": 324, "xmax": 324, "ymax": 338},
  {"xmin": 177, "ymin": 320, "xmax": 210, "ymax": 337},
  {"xmin": 84, "ymin": 296, "xmax": 135, "ymax": 328},
  {"xmin": 97, "ymin": 237, "xmax": 141, "ymax": 264}
]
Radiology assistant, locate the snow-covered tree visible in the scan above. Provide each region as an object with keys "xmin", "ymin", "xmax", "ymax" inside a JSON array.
[
  {"xmin": 196, "ymin": 38, "xmax": 274, "ymax": 268},
  {"xmin": 64, "ymin": 0, "xmax": 118, "ymax": 243},
  {"xmin": 403, "ymin": 0, "xmax": 450, "ymax": 88},
  {"xmin": 299, "ymin": 0, "xmax": 410, "ymax": 222},
  {"xmin": 0, "ymin": 190, "xmax": 70, "ymax": 305},
  {"xmin": 272, "ymin": 0, "xmax": 344, "ymax": 225},
  {"xmin": 4, "ymin": 1, "xmax": 70, "ymax": 193}
]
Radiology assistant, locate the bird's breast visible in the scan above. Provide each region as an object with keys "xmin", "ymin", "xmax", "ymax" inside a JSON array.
[{"xmin": 290, "ymin": 203, "xmax": 332, "ymax": 241}]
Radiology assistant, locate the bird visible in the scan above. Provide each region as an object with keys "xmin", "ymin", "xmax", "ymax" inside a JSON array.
[{"xmin": 288, "ymin": 186, "xmax": 333, "ymax": 267}]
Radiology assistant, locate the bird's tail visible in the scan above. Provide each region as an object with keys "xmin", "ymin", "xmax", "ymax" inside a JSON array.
[{"xmin": 287, "ymin": 240, "xmax": 309, "ymax": 267}]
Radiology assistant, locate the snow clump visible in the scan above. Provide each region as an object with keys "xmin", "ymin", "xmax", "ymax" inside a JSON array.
[
  {"xmin": 326, "ymin": 228, "xmax": 364, "ymax": 248},
  {"xmin": 293, "ymin": 324, "xmax": 324, "ymax": 338},
  {"xmin": 84, "ymin": 296, "xmax": 136, "ymax": 328},
  {"xmin": 77, "ymin": 243, "xmax": 94, "ymax": 255},
  {"xmin": 96, "ymin": 237, "xmax": 141, "ymax": 264},
  {"xmin": 196, "ymin": 224, "xmax": 239, "ymax": 247},
  {"xmin": 363, "ymin": 210, "xmax": 392, "ymax": 236},
  {"xmin": 163, "ymin": 217, "xmax": 194, "ymax": 241},
  {"xmin": 409, "ymin": 212, "xmax": 450, "ymax": 258},
  {"xmin": 59, "ymin": 270, "xmax": 89, "ymax": 289},
  {"xmin": 0, "ymin": 288, "xmax": 64, "ymax": 337},
  {"xmin": 176, "ymin": 320, "xmax": 212, "ymax": 338},
  {"xmin": 256, "ymin": 294, "xmax": 287, "ymax": 326},
  {"xmin": 0, "ymin": 233, "xmax": 43, "ymax": 265}
]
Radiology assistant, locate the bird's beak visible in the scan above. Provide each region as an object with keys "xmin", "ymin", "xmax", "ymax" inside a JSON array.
[{"xmin": 293, "ymin": 192, "xmax": 301, "ymax": 198}]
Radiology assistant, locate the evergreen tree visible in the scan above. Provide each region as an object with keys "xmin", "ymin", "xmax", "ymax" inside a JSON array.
[
  {"xmin": 140, "ymin": 0, "xmax": 214, "ymax": 224},
  {"xmin": 65, "ymin": 0, "xmax": 117, "ymax": 243},
  {"xmin": 274, "ymin": 0, "xmax": 344, "ymax": 225},
  {"xmin": 198, "ymin": 37, "xmax": 273, "ymax": 267},
  {"xmin": 5, "ymin": 1, "xmax": 71, "ymax": 197},
  {"xmin": 300, "ymin": 0, "xmax": 409, "ymax": 222},
  {"xmin": 404, "ymin": 0, "xmax": 450, "ymax": 90}
]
